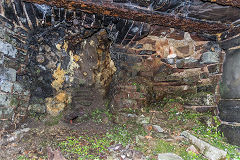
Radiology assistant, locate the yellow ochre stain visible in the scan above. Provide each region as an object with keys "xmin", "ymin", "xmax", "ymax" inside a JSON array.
[
  {"xmin": 63, "ymin": 41, "xmax": 68, "ymax": 52},
  {"xmin": 216, "ymin": 33, "xmax": 222, "ymax": 41},
  {"xmin": 73, "ymin": 55, "xmax": 80, "ymax": 62},
  {"xmin": 55, "ymin": 92, "xmax": 67, "ymax": 103},
  {"xmin": 52, "ymin": 65, "xmax": 66, "ymax": 91}
]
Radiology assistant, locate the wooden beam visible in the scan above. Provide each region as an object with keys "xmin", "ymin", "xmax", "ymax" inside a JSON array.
[
  {"xmin": 202, "ymin": 0, "xmax": 240, "ymax": 8},
  {"xmin": 22, "ymin": 0, "xmax": 230, "ymax": 34}
]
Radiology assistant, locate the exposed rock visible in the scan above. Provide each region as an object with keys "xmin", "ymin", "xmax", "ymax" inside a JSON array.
[
  {"xmin": 107, "ymin": 144, "xmax": 146, "ymax": 160},
  {"xmin": 152, "ymin": 125, "xmax": 164, "ymax": 133},
  {"xmin": 200, "ymin": 51, "xmax": 219, "ymax": 64},
  {"xmin": 176, "ymin": 58, "xmax": 199, "ymax": 69},
  {"xmin": 158, "ymin": 153, "xmax": 183, "ymax": 160},
  {"xmin": 181, "ymin": 131, "xmax": 227, "ymax": 160},
  {"xmin": 0, "ymin": 40, "xmax": 17, "ymax": 58},
  {"xmin": 186, "ymin": 145, "xmax": 199, "ymax": 154},
  {"xmin": 136, "ymin": 115, "xmax": 150, "ymax": 124},
  {"xmin": 0, "ymin": 68, "xmax": 16, "ymax": 82},
  {"xmin": 0, "ymin": 93, "xmax": 12, "ymax": 107},
  {"xmin": 0, "ymin": 128, "xmax": 30, "ymax": 146}
]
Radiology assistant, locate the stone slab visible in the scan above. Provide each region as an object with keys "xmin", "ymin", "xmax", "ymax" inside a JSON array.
[{"xmin": 158, "ymin": 153, "xmax": 183, "ymax": 160}]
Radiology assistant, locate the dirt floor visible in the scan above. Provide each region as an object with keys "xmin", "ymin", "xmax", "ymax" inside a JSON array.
[{"xmin": 0, "ymin": 101, "xmax": 239, "ymax": 160}]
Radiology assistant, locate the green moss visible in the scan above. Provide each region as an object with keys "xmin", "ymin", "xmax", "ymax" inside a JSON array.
[
  {"xmin": 10, "ymin": 95, "xmax": 19, "ymax": 106},
  {"xmin": 58, "ymin": 124, "xmax": 146, "ymax": 160}
]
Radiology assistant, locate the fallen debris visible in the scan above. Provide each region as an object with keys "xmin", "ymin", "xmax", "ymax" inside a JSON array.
[
  {"xmin": 0, "ymin": 128, "xmax": 30, "ymax": 146},
  {"xmin": 181, "ymin": 131, "xmax": 227, "ymax": 160}
]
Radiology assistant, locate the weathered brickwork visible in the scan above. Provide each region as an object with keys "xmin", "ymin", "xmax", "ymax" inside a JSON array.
[{"xmin": 111, "ymin": 27, "xmax": 224, "ymax": 111}]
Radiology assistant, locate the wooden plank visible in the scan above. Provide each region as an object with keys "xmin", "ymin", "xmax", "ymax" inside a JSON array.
[{"xmin": 22, "ymin": 0, "xmax": 230, "ymax": 34}]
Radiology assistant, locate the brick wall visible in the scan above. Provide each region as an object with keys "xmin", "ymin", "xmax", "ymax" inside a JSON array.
[{"xmin": 111, "ymin": 27, "xmax": 224, "ymax": 111}]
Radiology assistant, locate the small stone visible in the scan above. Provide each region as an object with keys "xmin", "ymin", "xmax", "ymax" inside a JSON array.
[
  {"xmin": 132, "ymin": 150, "xmax": 146, "ymax": 160},
  {"xmin": 56, "ymin": 44, "xmax": 62, "ymax": 51},
  {"xmin": 186, "ymin": 145, "xmax": 199, "ymax": 154},
  {"xmin": 158, "ymin": 153, "xmax": 183, "ymax": 160},
  {"xmin": 73, "ymin": 19, "xmax": 79, "ymax": 25},
  {"xmin": 136, "ymin": 115, "xmax": 150, "ymax": 124},
  {"xmin": 126, "ymin": 150, "xmax": 133, "ymax": 157},
  {"xmin": 152, "ymin": 125, "xmax": 164, "ymax": 133},
  {"xmin": 127, "ymin": 114, "xmax": 138, "ymax": 118},
  {"xmin": 120, "ymin": 154, "xmax": 126, "ymax": 159},
  {"xmin": 36, "ymin": 55, "xmax": 45, "ymax": 63},
  {"xmin": 44, "ymin": 45, "xmax": 51, "ymax": 52},
  {"xmin": 108, "ymin": 144, "xmax": 123, "ymax": 152}
]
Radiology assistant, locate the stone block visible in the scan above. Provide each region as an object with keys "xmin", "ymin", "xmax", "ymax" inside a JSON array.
[
  {"xmin": 184, "ymin": 92, "xmax": 215, "ymax": 106},
  {"xmin": 208, "ymin": 64, "xmax": 220, "ymax": 74},
  {"xmin": 0, "ymin": 80, "xmax": 13, "ymax": 93},
  {"xmin": 0, "ymin": 107, "xmax": 14, "ymax": 120},
  {"xmin": 176, "ymin": 58, "xmax": 201, "ymax": 69},
  {"xmin": 218, "ymin": 100, "xmax": 240, "ymax": 123},
  {"xmin": 0, "ymin": 93, "xmax": 11, "ymax": 107},
  {"xmin": 153, "ymin": 85, "xmax": 197, "ymax": 100},
  {"xmin": 197, "ymin": 84, "xmax": 216, "ymax": 93},
  {"xmin": 0, "ymin": 40, "xmax": 17, "ymax": 58},
  {"xmin": 158, "ymin": 153, "xmax": 183, "ymax": 160},
  {"xmin": 0, "ymin": 68, "xmax": 16, "ymax": 82},
  {"xmin": 200, "ymin": 51, "xmax": 219, "ymax": 64}
]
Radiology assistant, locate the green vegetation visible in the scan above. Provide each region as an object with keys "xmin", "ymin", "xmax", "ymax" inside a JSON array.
[
  {"xmin": 154, "ymin": 139, "xmax": 206, "ymax": 160},
  {"xmin": 163, "ymin": 101, "xmax": 240, "ymax": 159},
  {"xmin": 91, "ymin": 108, "xmax": 112, "ymax": 123},
  {"xmin": 58, "ymin": 124, "xmax": 146, "ymax": 160},
  {"xmin": 18, "ymin": 98, "xmax": 240, "ymax": 160},
  {"xmin": 17, "ymin": 156, "xmax": 30, "ymax": 160}
]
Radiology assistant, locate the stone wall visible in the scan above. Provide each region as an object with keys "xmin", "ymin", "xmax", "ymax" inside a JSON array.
[
  {"xmin": 111, "ymin": 26, "xmax": 224, "ymax": 112},
  {"xmin": 0, "ymin": 1, "xmax": 229, "ymax": 143},
  {"xmin": 0, "ymin": 31, "xmax": 30, "ymax": 130}
]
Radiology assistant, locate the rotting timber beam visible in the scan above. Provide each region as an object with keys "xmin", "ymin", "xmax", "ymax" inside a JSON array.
[
  {"xmin": 23, "ymin": 0, "xmax": 230, "ymax": 34},
  {"xmin": 202, "ymin": 0, "xmax": 240, "ymax": 8}
]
